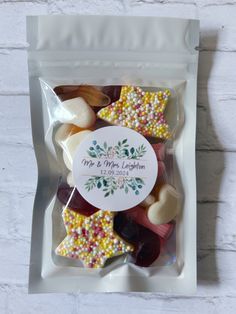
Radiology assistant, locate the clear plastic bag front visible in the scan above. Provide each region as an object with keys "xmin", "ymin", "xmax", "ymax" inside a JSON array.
[{"xmin": 41, "ymin": 81, "xmax": 183, "ymax": 270}]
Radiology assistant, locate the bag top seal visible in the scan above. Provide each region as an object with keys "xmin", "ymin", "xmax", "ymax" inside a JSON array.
[{"xmin": 27, "ymin": 15, "xmax": 199, "ymax": 55}]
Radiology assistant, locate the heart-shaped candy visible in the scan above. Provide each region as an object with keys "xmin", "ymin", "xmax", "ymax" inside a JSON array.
[
  {"xmin": 147, "ymin": 184, "xmax": 181, "ymax": 225},
  {"xmin": 55, "ymin": 124, "xmax": 85, "ymax": 148},
  {"xmin": 62, "ymin": 130, "xmax": 92, "ymax": 170},
  {"xmin": 140, "ymin": 194, "xmax": 156, "ymax": 208},
  {"xmin": 132, "ymin": 229, "xmax": 161, "ymax": 267},
  {"xmin": 67, "ymin": 172, "xmax": 74, "ymax": 187},
  {"xmin": 113, "ymin": 212, "xmax": 161, "ymax": 267},
  {"xmin": 57, "ymin": 183, "xmax": 99, "ymax": 216},
  {"xmin": 56, "ymin": 97, "xmax": 96, "ymax": 128}
]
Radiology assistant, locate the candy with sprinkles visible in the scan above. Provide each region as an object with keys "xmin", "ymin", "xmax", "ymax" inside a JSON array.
[
  {"xmin": 55, "ymin": 208, "xmax": 133, "ymax": 268},
  {"xmin": 97, "ymin": 86, "xmax": 171, "ymax": 139}
]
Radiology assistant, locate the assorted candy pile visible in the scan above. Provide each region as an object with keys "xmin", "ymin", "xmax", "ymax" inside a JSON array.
[{"xmin": 53, "ymin": 84, "xmax": 181, "ymax": 268}]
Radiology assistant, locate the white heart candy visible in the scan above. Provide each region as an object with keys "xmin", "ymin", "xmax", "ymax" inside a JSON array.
[
  {"xmin": 62, "ymin": 130, "xmax": 92, "ymax": 170},
  {"xmin": 55, "ymin": 124, "xmax": 83, "ymax": 148},
  {"xmin": 63, "ymin": 151, "xmax": 72, "ymax": 170},
  {"xmin": 57, "ymin": 97, "xmax": 96, "ymax": 128},
  {"xmin": 147, "ymin": 184, "xmax": 181, "ymax": 225},
  {"xmin": 67, "ymin": 172, "xmax": 75, "ymax": 187},
  {"xmin": 140, "ymin": 194, "xmax": 156, "ymax": 208}
]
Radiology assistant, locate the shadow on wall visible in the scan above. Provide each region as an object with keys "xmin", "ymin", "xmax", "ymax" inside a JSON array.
[{"xmin": 196, "ymin": 30, "xmax": 224, "ymax": 285}]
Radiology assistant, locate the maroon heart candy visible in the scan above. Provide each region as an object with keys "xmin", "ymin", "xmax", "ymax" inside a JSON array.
[{"xmin": 57, "ymin": 183, "xmax": 100, "ymax": 216}]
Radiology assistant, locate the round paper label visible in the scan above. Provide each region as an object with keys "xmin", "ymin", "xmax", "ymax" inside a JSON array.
[{"xmin": 72, "ymin": 126, "xmax": 158, "ymax": 211}]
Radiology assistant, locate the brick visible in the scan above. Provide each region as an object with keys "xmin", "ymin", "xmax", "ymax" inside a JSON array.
[
  {"xmin": 6, "ymin": 285, "xmax": 76, "ymax": 314},
  {"xmin": 0, "ymin": 95, "xmax": 32, "ymax": 145},
  {"xmin": 130, "ymin": 0, "xmax": 236, "ymax": 5},
  {"xmin": 48, "ymin": 0, "xmax": 125, "ymax": 14},
  {"xmin": 0, "ymin": 190, "xmax": 33, "ymax": 241},
  {"xmin": 198, "ymin": 51, "xmax": 236, "ymax": 94},
  {"xmin": 9, "ymin": 190, "xmax": 34, "ymax": 239},
  {"xmin": 196, "ymin": 92, "xmax": 236, "ymax": 150},
  {"xmin": 197, "ymin": 250, "xmax": 236, "ymax": 296},
  {"xmin": 88, "ymin": 296, "xmax": 236, "ymax": 314},
  {"xmin": 0, "ymin": 189, "xmax": 33, "ymax": 241},
  {"xmin": 0, "ymin": 191, "xmax": 12, "ymax": 237},
  {"xmin": 0, "ymin": 287, "xmax": 7, "ymax": 314},
  {"xmin": 0, "ymin": 238, "xmax": 30, "ymax": 285},
  {"xmin": 0, "ymin": 144, "xmax": 37, "ymax": 191},
  {"xmin": 197, "ymin": 151, "xmax": 236, "ymax": 202},
  {"xmin": 127, "ymin": 1, "xmax": 198, "ymax": 19},
  {"xmin": 0, "ymin": 2, "xmax": 48, "ymax": 47},
  {"xmin": 0, "ymin": 50, "xmax": 28, "ymax": 93},
  {"xmin": 198, "ymin": 201, "xmax": 236, "ymax": 250},
  {"xmin": 199, "ymin": 3, "xmax": 236, "ymax": 51}
]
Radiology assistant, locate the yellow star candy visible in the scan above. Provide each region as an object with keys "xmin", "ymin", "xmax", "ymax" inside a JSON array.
[
  {"xmin": 97, "ymin": 86, "xmax": 171, "ymax": 139},
  {"xmin": 55, "ymin": 208, "xmax": 133, "ymax": 268}
]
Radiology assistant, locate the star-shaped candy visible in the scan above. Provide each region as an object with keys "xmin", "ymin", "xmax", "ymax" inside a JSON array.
[
  {"xmin": 97, "ymin": 86, "xmax": 171, "ymax": 139},
  {"xmin": 56, "ymin": 208, "xmax": 133, "ymax": 268}
]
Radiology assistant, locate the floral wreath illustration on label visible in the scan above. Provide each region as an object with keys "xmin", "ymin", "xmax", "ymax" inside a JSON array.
[
  {"xmin": 73, "ymin": 126, "xmax": 158, "ymax": 212},
  {"xmin": 84, "ymin": 139, "xmax": 147, "ymax": 197}
]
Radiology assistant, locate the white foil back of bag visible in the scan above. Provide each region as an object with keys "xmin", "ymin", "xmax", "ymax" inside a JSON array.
[{"xmin": 27, "ymin": 15, "xmax": 199, "ymax": 294}]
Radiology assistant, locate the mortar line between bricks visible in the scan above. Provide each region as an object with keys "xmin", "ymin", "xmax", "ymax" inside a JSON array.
[
  {"xmin": 198, "ymin": 248, "xmax": 236, "ymax": 253},
  {"xmin": 0, "ymin": 142, "xmax": 33, "ymax": 149},
  {"xmin": 197, "ymin": 200, "xmax": 225, "ymax": 204},
  {"xmin": 0, "ymin": 46, "xmax": 27, "ymax": 51},
  {"xmin": 0, "ymin": 0, "xmax": 235, "ymax": 6},
  {"xmin": 202, "ymin": 1, "xmax": 236, "ymax": 8},
  {"xmin": 0, "ymin": 235, "xmax": 30, "ymax": 243},
  {"xmin": 126, "ymin": 0, "xmax": 236, "ymax": 9},
  {"xmin": 0, "ymin": 0, "xmax": 47, "ymax": 3},
  {"xmin": 90, "ymin": 293, "xmax": 236, "ymax": 301},
  {"xmin": 0, "ymin": 92, "xmax": 29, "ymax": 96},
  {"xmin": 196, "ymin": 148, "xmax": 236, "ymax": 152}
]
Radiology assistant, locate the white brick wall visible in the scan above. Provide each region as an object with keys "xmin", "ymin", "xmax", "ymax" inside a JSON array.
[{"xmin": 0, "ymin": 0, "xmax": 236, "ymax": 313}]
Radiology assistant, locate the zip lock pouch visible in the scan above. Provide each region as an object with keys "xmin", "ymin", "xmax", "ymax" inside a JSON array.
[{"xmin": 27, "ymin": 15, "xmax": 199, "ymax": 293}]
